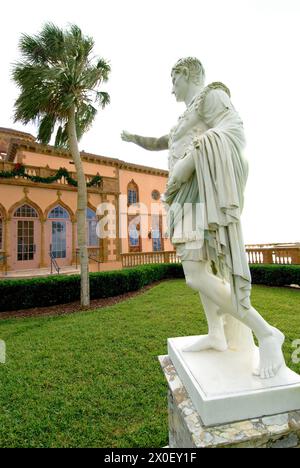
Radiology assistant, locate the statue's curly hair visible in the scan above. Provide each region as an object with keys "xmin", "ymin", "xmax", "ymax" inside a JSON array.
[{"xmin": 171, "ymin": 57, "xmax": 205, "ymax": 86}]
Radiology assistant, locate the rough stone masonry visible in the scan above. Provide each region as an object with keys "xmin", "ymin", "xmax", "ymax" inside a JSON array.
[{"xmin": 159, "ymin": 355, "xmax": 300, "ymax": 448}]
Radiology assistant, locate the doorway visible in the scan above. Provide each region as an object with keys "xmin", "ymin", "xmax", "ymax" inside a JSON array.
[
  {"xmin": 11, "ymin": 204, "xmax": 41, "ymax": 270},
  {"xmin": 47, "ymin": 205, "xmax": 72, "ymax": 267}
]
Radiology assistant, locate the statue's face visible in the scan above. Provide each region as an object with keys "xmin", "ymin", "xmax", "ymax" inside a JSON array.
[{"xmin": 171, "ymin": 69, "xmax": 189, "ymax": 102}]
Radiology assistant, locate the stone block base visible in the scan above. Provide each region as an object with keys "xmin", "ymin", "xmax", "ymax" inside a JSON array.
[
  {"xmin": 168, "ymin": 336, "xmax": 300, "ymax": 426},
  {"xmin": 159, "ymin": 355, "xmax": 300, "ymax": 448}
]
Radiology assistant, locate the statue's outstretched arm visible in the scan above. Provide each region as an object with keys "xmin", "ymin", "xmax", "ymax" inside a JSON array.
[{"xmin": 121, "ymin": 131, "xmax": 169, "ymax": 151}]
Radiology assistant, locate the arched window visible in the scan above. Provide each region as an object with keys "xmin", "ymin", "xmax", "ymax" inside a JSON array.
[
  {"xmin": 128, "ymin": 215, "xmax": 141, "ymax": 252},
  {"xmin": 86, "ymin": 208, "xmax": 98, "ymax": 247},
  {"xmin": 127, "ymin": 180, "xmax": 139, "ymax": 206},
  {"xmin": 48, "ymin": 205, "xmax": 70, "ymax": 259},
  {"xmin": 48, "ymin": 205, "xmax": 69, "ymax": 219},
  {"xmin": 129, "ymin": 226, "xmax": 139, "ymax": 246},
  {"xmin": 14, "ymin": 204, "xmax": 38, "ymax": 218},
  {"xmin": 152, "ymin": 214, "xmax": 163, "ymax": 252}
]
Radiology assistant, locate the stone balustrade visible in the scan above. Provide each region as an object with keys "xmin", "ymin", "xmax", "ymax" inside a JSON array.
[
  {"xmin": 121, "ymin": 251, "xmax": 180, "ymax": 268},
  {"xmin": 246, "ymin": 244, "xmax": 300, "ymax": 265},
  {"xmin": 121, "ymin": 244, "xmax": 300, "ymax": 268}
]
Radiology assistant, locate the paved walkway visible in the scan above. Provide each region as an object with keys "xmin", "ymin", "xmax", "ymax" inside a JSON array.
[{"xmin": 1, "ymin": 266, "xmax": 80, "ymax": 279}]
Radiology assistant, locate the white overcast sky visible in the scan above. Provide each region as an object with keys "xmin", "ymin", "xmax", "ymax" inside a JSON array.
[{"xmin": 0, "ymin": 0, "xmax": 299, "ymax": 244}]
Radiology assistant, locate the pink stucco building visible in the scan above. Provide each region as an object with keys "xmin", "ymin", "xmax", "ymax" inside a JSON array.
[{"xmin": 0, "ymin": 127, "xmax": 173, "ymax": 276}]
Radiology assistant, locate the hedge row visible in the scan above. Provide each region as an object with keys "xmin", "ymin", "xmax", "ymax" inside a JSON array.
[
  {"xmin": 250, "ymin": 264, "xmax": 300, "ymax": 287},
  {"xmin": 0, "ymin": 263, "xmax": 298, "ymax": 313},
  {"xmin": 0, "ymin": 263, "xmax": 184, "ymax": 312}
]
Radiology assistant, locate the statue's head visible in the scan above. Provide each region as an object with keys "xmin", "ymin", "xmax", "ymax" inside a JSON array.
[{"xmin": 171, "ymin": 57, "xmax": 205, "ymax": 102}]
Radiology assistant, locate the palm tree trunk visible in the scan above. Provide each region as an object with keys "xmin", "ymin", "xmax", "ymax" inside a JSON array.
[{"xmin": 67, "ymin": 105, "xmax": 90, "ymax": 307}]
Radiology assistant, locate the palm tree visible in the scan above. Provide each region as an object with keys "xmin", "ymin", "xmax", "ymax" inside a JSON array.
[{"xmin": 12, "ymin": 23, "xmax": 111, "ymax": 307}]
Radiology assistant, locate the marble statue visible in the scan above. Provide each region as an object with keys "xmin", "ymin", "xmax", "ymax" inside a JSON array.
[{"xmin": 121, "ymin": 57, "xmax": 286, "ymax": 379}]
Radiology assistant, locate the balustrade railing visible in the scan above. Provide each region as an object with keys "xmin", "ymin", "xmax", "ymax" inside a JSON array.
[
  {"xmin": 246, "ymin": 244, "xmax": 300, "ymax": 265},
  {"xmin": 121, "ymin": 245, "xmax": 300, "ymax": 268},
  {"xmin": 121, "ymin": 251, "xmax": 180, "ymax": 268}
]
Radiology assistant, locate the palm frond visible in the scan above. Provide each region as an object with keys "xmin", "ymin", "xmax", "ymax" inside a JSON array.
[
  {"xmin": 78, "ymin": 66, "xmax": 105, "ymax": 89},
  {"xmin": 75, "ymin": 103, "xmax": 98, "ymax": 140},
  {"xmin": 54, "ymin": 124, "xmax": 69, "ymax": 148},
  {"xmin": 39, "ymin": 23, "xmax": 65, "ymax": 64},
  {"xmin": 13, "ymin": 22, "xmax": 111, "ymax": 146},
  {"xmin": 13, "ymin": 63, "xmax": 67, "ymax": 122},
  {"xmin": 18, "ymin": 34, "xmax": 47, "ymax": 64},
  {"xmin": 95, "ymin": 91, "xmax": 110, "ymax": 108},
  {"xmin": 96, "ymin": 58, "xmax": 111, "ymax": 81},
  {"xmin": 64, "ymin": 24, "xmax": 94, "ymax": 69},
  {"xmin": 37, "ymin": 114, "xmax": 57, "ymax": 144}
]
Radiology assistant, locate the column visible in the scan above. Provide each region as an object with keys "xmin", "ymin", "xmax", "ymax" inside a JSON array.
[{"xmin": 39, "ymin": 219, "xmax": 47, "ymax": 268}]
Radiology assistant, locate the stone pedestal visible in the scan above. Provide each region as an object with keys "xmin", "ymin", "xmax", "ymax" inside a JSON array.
[
  {"xmin": 167, "ymin": 336, "xmax": 300, "ymax": 426},
  {"xmin": 159, "ymin": 355, "xmax": 300, "ymax": 448}
]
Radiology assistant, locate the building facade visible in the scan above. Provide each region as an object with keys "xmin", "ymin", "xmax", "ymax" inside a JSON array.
[{"xmin": 0, "ymin": 127, "xmax": 173, "ymax": 275}]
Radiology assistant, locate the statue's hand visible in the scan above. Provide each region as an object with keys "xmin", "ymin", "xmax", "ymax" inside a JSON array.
[{"xmin": 121, "ymin": 130, "xmax": 135, "ymax": 143}]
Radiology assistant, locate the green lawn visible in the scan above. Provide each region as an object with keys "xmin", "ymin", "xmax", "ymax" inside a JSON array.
[{"xmin": 0, "ymin": 280, "xmax": 299, "ymax": 448}]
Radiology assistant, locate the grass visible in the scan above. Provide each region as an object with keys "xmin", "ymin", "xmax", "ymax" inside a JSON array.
[{"xmin": 0, "ymin": 280, "xmax": 299, "ymax": 448}]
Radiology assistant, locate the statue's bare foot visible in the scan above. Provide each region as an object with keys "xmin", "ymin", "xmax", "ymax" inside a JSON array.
[
  {"xmin": 183, "ymin": 333, "xmax": 228, "ymax": 352},
  {"xmin": 254, "ymin": 327, "xmax": 285, "ymax": 379}
]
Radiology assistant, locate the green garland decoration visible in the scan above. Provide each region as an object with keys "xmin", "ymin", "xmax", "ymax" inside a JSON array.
[{"xmin": 0, "ymin": 164, "xmax": 102, "ymax": 188}]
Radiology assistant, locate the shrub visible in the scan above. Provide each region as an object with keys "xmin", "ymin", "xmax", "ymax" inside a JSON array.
[
  {"xmin": 0, "ymin": 263, "xmax": 298, "ymax": 313},
  {"xmin": 250, "ymin": 264, "xmax": 300, "ymax": 287},
  {"xmin": 0, "ymin": 264, "xmax": 184, "ymax": 312}
]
